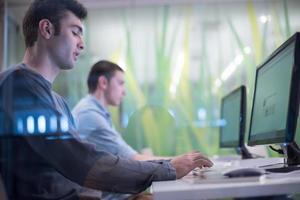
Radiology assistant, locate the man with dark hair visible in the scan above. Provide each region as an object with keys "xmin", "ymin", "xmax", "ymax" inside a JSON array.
[
  {"xmin": 0, "ymin": 0, "xmax": 213, "ymax": 199},
  {"xmin": 86, "ymin": 60, "xmax": 124, "ymax": 94},
  {"xmin": 22, "ymin": 0, "xmax": 87, "ymax": 48},
  {"xmin": 74, "ymin": 60, "xmax": 171, "ymax": 161},
  {"xmin": 73, "ymin": 60, "xmax": 178, "ymax": 200}
]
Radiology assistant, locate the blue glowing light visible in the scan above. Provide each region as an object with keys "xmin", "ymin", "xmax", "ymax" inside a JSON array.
[
  {"xmin": 27, "ymin": 116, "xmax": 35, "ymax": 134},
  {"xmin": 50, "ymin": 115, "xmax": 57, "ymax": 132},
  {"xmin": 60, "ymin": 116, "xmax": 69, "ymax": 132},
  {"xmin": 37, "ymin": 115, "xmax": 46, "ymax": 133},
  {"xmin": 17, "ymin": 118, "xmax": 24, "ymax": 134}
]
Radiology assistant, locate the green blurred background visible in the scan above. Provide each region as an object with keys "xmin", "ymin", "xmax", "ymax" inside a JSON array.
[{"xmin": 4, "ymin": 0, "xmax": 300, "ymax": 157}]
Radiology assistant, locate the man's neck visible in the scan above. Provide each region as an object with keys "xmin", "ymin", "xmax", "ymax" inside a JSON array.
[
  {"xmin": 22, "ymin": 47, "xmax": 60, "ymax": 83},
  {"xmin": 91, "ymin": 91, "xmax": 109, "ymax": 109}
]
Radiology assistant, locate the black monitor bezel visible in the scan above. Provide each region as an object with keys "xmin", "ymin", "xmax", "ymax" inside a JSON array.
[
  {"xmin": 220, "ymin": 85, "xmax": 246, "ymax": 148},
  {"xmin": 248, "ymin": 32, "xmax": 300, "ymax": 146}
]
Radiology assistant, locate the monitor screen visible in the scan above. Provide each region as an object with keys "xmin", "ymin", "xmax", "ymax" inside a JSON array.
[
  {"xmin": 220, "ymin": 86, "xmax": 246, "ymax": 148},
  {"xmin": 249, "ymin": 33, "xmax": 300, "ymax": 145}
]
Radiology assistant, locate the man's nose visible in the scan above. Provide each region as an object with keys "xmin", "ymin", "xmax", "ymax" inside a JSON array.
[{"xmin": 78, "ymin": 37, "xmax": 84, "ymax": 50}]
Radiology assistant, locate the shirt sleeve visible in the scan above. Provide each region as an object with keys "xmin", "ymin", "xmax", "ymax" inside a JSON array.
[
  {"xmin": 75, "ymin": 110, "xmax": 137, "ymax": 159},
  {"xmin": 1, "ymin": 69, "xmax": 176, "ymax": 195},
  {"xmin": 84, "ymin": 153, "xmax": 176, "ymax": 194},
  {"xmin": 26, "ymin": 135, "xmax": 176, "ymax": 194}
]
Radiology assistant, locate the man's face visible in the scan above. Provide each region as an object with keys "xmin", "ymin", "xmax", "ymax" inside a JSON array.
[
  {"xmin": 104, "ymin": 70, "xmax": 126, "ymax": 106},
  {"xmin": 48, "ymin": 11, "xmax": 84, "ymax": 70}
]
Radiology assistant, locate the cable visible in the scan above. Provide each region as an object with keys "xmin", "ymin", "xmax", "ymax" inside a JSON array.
[{"xmin": 269, "ymin": 145, "xmax": 284, "ymax": 154}]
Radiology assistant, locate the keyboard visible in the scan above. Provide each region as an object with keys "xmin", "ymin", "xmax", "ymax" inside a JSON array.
[{"xmin": 192, "ymin": 161, "xmax": 232, "ymax": 176}]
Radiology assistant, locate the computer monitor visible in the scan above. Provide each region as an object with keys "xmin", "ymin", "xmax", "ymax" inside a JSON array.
[
  {"xmin": 248, "ymin": 32, "xmax": 300, "ymax": 169},
  {"xmin": 220, "ymin": 85, "xmax": 252, "ymax": 159}
]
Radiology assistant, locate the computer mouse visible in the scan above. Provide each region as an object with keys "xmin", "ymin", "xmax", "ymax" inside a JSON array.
[{"xmin": 223, "ymin": 168, "xmax": 264, "ymax": 178}]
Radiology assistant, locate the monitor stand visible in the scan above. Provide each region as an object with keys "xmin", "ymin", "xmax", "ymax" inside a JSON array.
[
  {"xmin": 264, "ymin": 142, "xmax": 300, "ymax": 173},
  {"xmin": 236, "ymin": 145, "xmax": 253, "ymax": 159}
]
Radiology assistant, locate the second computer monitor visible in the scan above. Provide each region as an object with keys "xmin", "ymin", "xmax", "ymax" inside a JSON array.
[{"xmin": 220, "ymin": 86, "xmax": 252, "ymax": 158}]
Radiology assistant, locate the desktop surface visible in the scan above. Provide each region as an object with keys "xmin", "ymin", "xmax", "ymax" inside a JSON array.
[
  {"xmin": 152, "ymin": 174, "xmax": 300, "ymax": 200},
  {"xmin": 151, "ymin": 157, "xmax": 300, "ymax": 200}
]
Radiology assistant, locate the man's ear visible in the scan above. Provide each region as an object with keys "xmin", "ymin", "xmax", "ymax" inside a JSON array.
[
  {"xmin": 39, "ymin": 19, "xmax": 54, "ymax": 39},
  {"xmin": 97, "ymin": 76, "xmax": 108, "ymax": 90}
]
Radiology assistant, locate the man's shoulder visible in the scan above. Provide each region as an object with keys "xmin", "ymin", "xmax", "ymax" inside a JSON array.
[
  {"xmin": 0, "ymin": 64, "xmax": 49, "ymax": 89},
  {"xmin": 0, "ymin": 64, "xmax": 26, "ymax": 83},
  {"xmin": 72, "ymin": 97, "xmax": 112, "ymax": 129},
  {"xmin": 51, "ymin": 91, "xmax": 65, "ymax": 103},
  {"xmin": 0, "ymin": 64, "xmax": 55, "ymax": 108},
  {"xmin": 73, "ymin": 96, "xmax": 104, "ymax": 116},
  {"xmin": 0, "ymin": 65, "xmax": 38, "ymax": 94}
]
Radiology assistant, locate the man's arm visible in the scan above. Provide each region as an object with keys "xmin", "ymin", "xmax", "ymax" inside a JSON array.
[
  {"xmin": 25, "ymin": 135, "xmax": 176, "ymax": 194},
  {"xmin": 83, "ymin": 150, "xmax": 212, "ymax": 193},
  {"xmin": 2, "ymin": 69, "xmax": 212, "ymax": 194},
  {"xmin": 133, "ymin": 151, "xmax": 214, "ymax": 178},
  {"xmin": 74, "ymin": 110, "xmax": 170, "ymax": 161},
  {"xmin": 1, "ymin": 70, "xmax": 175, "ymax": 194},
  {"xmin": 74, "ymin": 110, "xmax": 138, "ymax": 158},
  {"xmin": 132, "ymin": 154, "xmax": 172, "ymax": 161}
]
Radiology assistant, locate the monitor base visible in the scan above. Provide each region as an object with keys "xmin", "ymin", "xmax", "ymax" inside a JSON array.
[
  {"xmin": 264, "ymin": 142, "xmax": 300, "ymax": 173},
  {"xmin": 265, "ymin": 164, "xmax": 300, "ymax": 173},
  {"xmin": 286, "ymin": 142, "xmax": 300, "ymax": 165}
]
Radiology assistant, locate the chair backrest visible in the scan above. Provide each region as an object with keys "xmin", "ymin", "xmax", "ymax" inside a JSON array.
[{"xmin": 124, "ymin": 105, "xmax": 176, "ymax": 156}]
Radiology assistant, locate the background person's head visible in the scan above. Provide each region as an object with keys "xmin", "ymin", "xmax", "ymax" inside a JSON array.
[{"xmin": 87, "ymin": 60, "xmax": 126, "ymax": 107}]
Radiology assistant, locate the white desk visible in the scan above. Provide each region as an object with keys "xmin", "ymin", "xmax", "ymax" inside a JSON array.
[{"xmin": 152, "ymin": 158, "xmax": 300, "ymax": 200}]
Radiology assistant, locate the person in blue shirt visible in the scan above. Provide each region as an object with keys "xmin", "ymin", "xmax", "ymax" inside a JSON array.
[
  {"xmin": 72, "ymin": 60, "xmax": 212, "ymax": 200},
  {"xmin": 72, "ymin": 60, "xmax": 169, "ymax": 162}
]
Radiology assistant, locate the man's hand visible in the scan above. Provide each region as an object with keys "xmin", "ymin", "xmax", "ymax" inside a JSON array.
[{"xmin": 170, "ymin": 151, "xmax": 213, "ymax": 179}]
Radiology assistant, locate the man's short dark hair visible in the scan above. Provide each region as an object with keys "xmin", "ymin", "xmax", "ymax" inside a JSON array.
[
  {"xmin": 87, "ymin": 60, "xmax": 124, "ymax": 93},
  {"xmin": 23, "ymin": 0, "xmax": 87, "ymax": 47}
]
